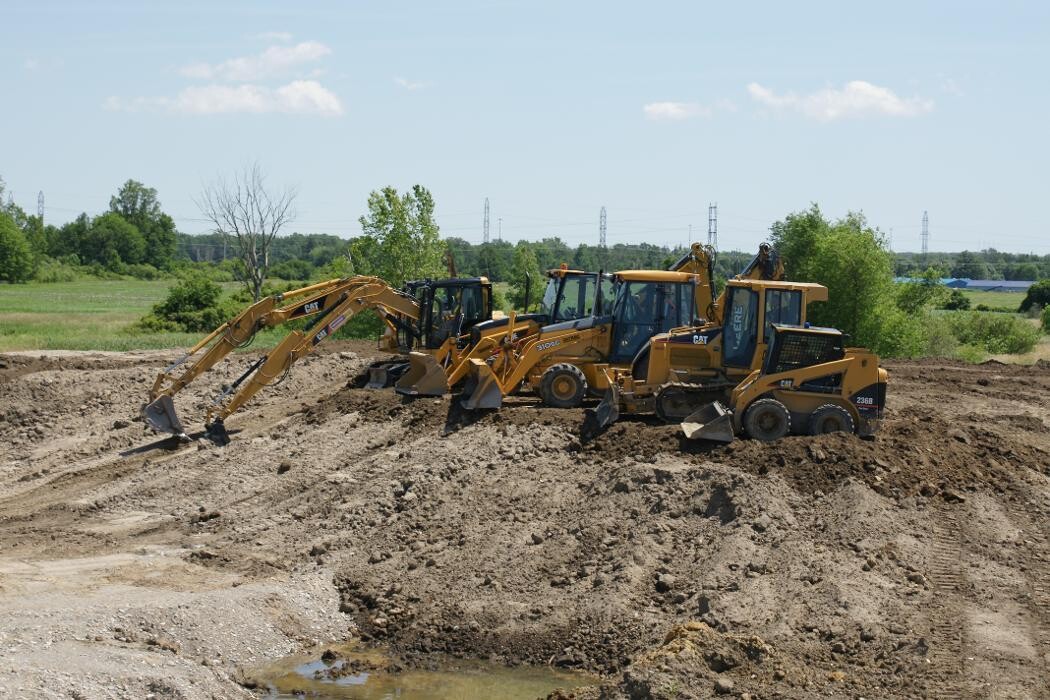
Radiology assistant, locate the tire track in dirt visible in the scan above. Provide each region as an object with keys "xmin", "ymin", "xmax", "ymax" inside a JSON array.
[{"xmin": 922, "ymin": 508, "xmax": 967, "ymax": 699}]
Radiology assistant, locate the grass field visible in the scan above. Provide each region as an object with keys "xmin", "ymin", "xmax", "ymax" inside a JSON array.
[
  {"xmin": 0, "ymin": 280, "xmax": 246, "ymax": 352},
  {"xmin": 959, "ymin": 289, "xmax": 1026, "ymax": 310}
]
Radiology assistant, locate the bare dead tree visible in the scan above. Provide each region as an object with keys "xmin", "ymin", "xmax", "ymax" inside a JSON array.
[{"xmin": 196, "ymin": 163, "xmax": 297, "ymax": 301}]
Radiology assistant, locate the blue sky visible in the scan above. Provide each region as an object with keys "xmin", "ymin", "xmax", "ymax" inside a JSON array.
[{"xmin": 2, "ymin": 1, "xmax": 1048, "ymax": 253}]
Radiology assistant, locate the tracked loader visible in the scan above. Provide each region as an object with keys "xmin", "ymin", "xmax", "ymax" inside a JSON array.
[
  {"xmin": 141, "ymin": 274, "xmax": 497, "ymax": 442},
  {"xmin": 680, "ymin": 323, "xmax": 887, "ymax": 442}
]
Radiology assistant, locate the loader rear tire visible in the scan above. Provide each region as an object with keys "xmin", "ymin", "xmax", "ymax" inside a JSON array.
[
  {"xmin": 743, "ymin": 398, "xmax": 791, "ymax": 442},
  {"xmin": 540, "ymin": 363, "xmax": 587, "ymax": 408},
  {"xmin": 808, "ymin": 404, "xmax": 855, "ymax": 436}
]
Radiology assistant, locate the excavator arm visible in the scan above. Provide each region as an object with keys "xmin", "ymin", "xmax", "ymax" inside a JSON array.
[
  {"xmin": 142, "ymin": 276, "xmax": 419, "ymax": 439},
  {"xmin": 202, "ymin": 281, "xmax": 422, "ymax": 442}
]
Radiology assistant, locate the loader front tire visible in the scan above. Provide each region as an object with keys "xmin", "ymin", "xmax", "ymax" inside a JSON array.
[
  {"xmin": 743, "ymin": 398, "xmax": 791, "ymax": 442},
  {"xmin": 540, "ymin": 363, "xmax": 587, "ymax": 408},
  {"xmin": 808, "ymin": 404, "xmax": 855, "ymax": 436}
]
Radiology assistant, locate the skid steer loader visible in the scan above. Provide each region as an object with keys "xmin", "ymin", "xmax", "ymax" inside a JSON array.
[
  {"xmin": 141, "ymin": 275, "xmax": 496, "ymax": 441},
  {"xmin": 593, "ymin": 278, "xmax": 830, "ymax": 428},
  {"xmin": 680, "ymin": 323, "xmax": 887, "ymax": 442},
  {"xmin": 393, "ymin": 266, "xmax": 613, "ymax": 397}
]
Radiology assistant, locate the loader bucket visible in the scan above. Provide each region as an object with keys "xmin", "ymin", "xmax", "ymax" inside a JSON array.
[
  {"xmin": 460, "ymin": 361, "xmax": 504, "ymax": 410},
  {"xmin": 681, "ymin": 401, "xmax": 735, "ymax": 443},
  {"xmin": 141, "ymin": 395, "xmax": 187, "ymax": 438},
  {"xmin": 395, "ymin": 352, "xmax": 448, "ymax": 396},
  {"xmin": 592, "ymin": 384, "xmax": 621, "ymax": 430},
  {"xmin": 365, "ymin": 364, "xmax": 392, "ymax": 389}
]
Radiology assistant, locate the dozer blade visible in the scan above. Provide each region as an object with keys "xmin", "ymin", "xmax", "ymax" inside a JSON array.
[
  {"xmin": 460, "ymin": 361, "xmax": 504, "ymax": 410},
  {"xmin": 681, "ymin": 401, "xmax": 736, "ymax": 443},
  {"xmin": 395, "ymin": 352, "xmax": 449, "ymax": 396},
  {"xmin": 141, "ymin": 395, "xmax": 188, "ymax": 438}
]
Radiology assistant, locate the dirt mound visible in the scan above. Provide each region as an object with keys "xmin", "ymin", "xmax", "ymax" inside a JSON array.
[{"xmin": 1, "ymin": 349, "xmax": 1049, "ymax": 699}]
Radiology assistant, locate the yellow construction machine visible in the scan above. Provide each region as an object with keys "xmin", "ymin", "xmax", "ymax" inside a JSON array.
[
  {"xmin": 459, "ymin": 268, "xmax": 708, "ymax": 410},
  {"xmin": 394, "ymin": 265, "xmax": 612, "ymax": 397},
  {"xmin": 680, "ymin": 323, "xmax": 887, "ymax": 442},
  {"xmin": 593, "ymin": 278, "xmax": 829, "ymax": 426},
  {"xmin": 141, "ymin": 274, "xmax": 497, "ymax": 442}
]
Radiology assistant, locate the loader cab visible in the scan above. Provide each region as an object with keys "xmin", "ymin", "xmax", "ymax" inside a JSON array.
[
  {"xmin": 610, "ymin": 271, "xmax": 698, "ymax": 363},
  {"xmin": 406, "ymin": 278, "xmax": 493, "ymax": 350},
  {"xmin": 720, "ymin": 280, "xmax": 828, "ymax": 371},
  {"xmin": 539, "ymin": 269, "xmax": 614, "ymax": 323}
]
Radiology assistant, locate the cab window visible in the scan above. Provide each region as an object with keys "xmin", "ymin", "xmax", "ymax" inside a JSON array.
[
  {"xmin": 763, "ymin": 289, "xmax": 802, "ymax": 341},
  {"xmin": 723, "ymin": 287, "xmax": 758, "ymax": 367}
]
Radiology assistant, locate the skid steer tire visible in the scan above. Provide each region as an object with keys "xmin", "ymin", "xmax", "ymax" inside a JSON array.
[
  {"xmin": 540, "ymin": 363, "xmax": 588, "ymax": 408},
  {"xmin": 808, "ymin": 403, "xmax": 855, "ymax": 436},
  {"xmin": 743, "ymin": 398, "xmax": 791, "ymax": 442}
]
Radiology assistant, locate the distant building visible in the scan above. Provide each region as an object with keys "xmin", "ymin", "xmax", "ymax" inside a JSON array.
[{"xmin": 893, "ymin": 277, "xmax": 1034, "ymax": 292}]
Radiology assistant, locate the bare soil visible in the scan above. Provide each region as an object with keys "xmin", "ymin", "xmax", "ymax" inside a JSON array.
[{"xmin": 1, "ymin": 344, "xmax": 1048, "ymax": 699}]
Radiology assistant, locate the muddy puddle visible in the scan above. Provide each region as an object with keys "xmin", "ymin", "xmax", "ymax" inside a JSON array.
[{"xmin": 256, "ymin": 643, "xmax": 594, "ymax": 699}]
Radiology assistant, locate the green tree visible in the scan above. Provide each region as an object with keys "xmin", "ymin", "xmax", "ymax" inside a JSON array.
[
  {"xmin": 83, "ymin": 212, "xmax": 147, "ymax": 268},
  {"xmin": 508, "ymin": 241, "xmax": 542, "ymax": 311},
  {"xmin": 951, "ymin": 250, "xmax": 989, "ymax": 279},
  {"xmin": 355, "ymin": 185, "xmax": 445, "ymax": 286},
  {"xmin": 1019, "ymin": 280, "xmax": 1050, "ymax": 313},
  {"xmin": 0, "ymin": 212, "xmax": 35, "ymax": 282},
  {"xmin": 896, "ymin": 268, "xmax": 949, "ymax": 314},
  {"xmin": 942, "ymin": 288, "xmax": 971, "ymax": 310},
  {"xmin": 109, "ymin": 180, "xmax": 178, "ymax": 268}
]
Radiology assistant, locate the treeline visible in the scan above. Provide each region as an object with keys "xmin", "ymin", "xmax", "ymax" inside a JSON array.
[
  {"xmin": 0, "ymin": 177, "xmax": 177, "ymax": 282},
  {"xmin": 893, "ymin": 250, "xmax": 1049, "ymax": 280}
]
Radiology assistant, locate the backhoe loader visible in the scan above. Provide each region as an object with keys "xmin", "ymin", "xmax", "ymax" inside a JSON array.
[
  {"xmin": 590, "ymin": 278, "xmax": 832, "ymax": 431},
  {"xmin": 394, "ymin": 265, "xmax": 613, "ymax": 397},
  {"xmin": 141, "ymin": 275, "xmax": 496, "ymax": 441},
  {"xmin": 680, "ymin": 323, "xmax": 886, "ymax": 442},
  {"xmin": 459, "ymin": 268, "xmax": 707, "ymax": 410}
]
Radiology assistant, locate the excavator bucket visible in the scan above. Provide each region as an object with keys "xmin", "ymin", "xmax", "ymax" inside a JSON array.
[
  {"xmin": 460, "ymin": 360, "xmax": 504, "ymax": 410},
  {"xmin": 141, "ymin": 395, "xmax": 188, "ymax": 438},
  {"xmin": 395, "ymin": 352, "xmax": 448, "ymax": 396},
  {"xmin": 681, "ymin": 401, "xmax": 736, "ymax": 443}
]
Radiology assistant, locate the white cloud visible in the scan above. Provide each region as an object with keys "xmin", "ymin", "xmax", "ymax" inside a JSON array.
[
  {"xmin": 643, "ymin": 101, "xmax": 713, "ymax": 121},
  {"xmin": 747, "ymin": 80, "xmax": 933, "ymax": 121},
  {"xmin": 24, "ymin": 57, "xmax": 40, "ymax": 71},
  {"xmin": 180, "ymin": 41, "xmax": 332, "ymax": 81},
  {"xmin": 256, "ymin": 31, "xmax": 293, "ymax": 42},
  {"xmin": 394, "ymin": 76, "xmax": 429, "ymax": 91},
  {"xmin": 104, "ymin": 80, "xmax": 344, "ymax": 116}
]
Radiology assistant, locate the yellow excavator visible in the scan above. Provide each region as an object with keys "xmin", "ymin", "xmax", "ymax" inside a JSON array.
[
  {"xmin": 394, "ymin": 265, "xmax": 613, "ymax": 397},
  {"xmin": 142, "ymin": 274, "xmax": 497, "ymax": 442},
  {"xmin": 679, "ymin": 323, "xmax": 887, "ymax": 442}
]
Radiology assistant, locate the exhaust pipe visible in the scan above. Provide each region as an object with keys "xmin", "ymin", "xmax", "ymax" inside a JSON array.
[{"xmin": 680, "ymin": 401, "xmax": 736, "ymax": 443}]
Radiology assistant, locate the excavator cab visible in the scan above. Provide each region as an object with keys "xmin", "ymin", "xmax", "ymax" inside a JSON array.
[{"xmin": 610, "ymin": 275, "xmax": 698, "ymax": 363}]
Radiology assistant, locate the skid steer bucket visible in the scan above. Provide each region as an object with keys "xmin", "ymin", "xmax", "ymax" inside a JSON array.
[
  {"xmin": 141, "ymin": 395, "xmax": 187, "ymax": 438},
  {"xmin": 395, "ymin": 352, "xmax": 448, "ymax": 396},
  {"xmin": 460, "ymin": 360, "xmax": 504, "ymax": 410},
  {"xmin": 681, "ymin": 401, "xmax": 735, "ymax": 443}
]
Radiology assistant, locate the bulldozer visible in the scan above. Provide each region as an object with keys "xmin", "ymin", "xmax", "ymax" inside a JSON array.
[
  {"xmin": 680, "ymin": 323, "xmax": 887, "ymax": 442},
  {"xmin": 141, "ymin": 274, "xmax": 498, "ymax": 442},
  {"xmin": 394, "ymin": 265, "xmax": 613, "ymax": 397}
]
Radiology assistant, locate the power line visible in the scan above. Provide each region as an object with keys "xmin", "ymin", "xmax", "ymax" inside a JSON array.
[
  {"xmin": 707, "ymin": 202, "xmax": 718, "ymax": 249},
  {"xmin": 921, "ymin": 210, "xmax": 929, "ymax": 259}
]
